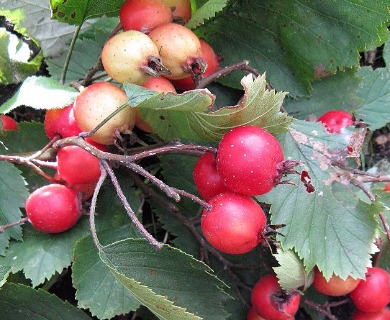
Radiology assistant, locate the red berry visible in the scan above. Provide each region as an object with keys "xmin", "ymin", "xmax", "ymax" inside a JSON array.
[
  {"xmin": 25, "ymin": 184, "xmax": 82, "ymax": 233},
  {"xmin": 350, "ymin": 267, "xmax": 390, "ymax": 313},
  {"xmin": 193, "ymin": 151, "xmax": 230, "ymax": 201},
  {"xmin": 120, "ymin": 0, "xmax": 172, "ymax": 33},
  {"xmin": 246, "ymin": 307, "xmax": 265, "ymax": 320},
  {"xmin": 352, "ymin": 307, "xmax": 390, "ymax": 320},
  {"xmin": 172, "ymin": 39, "xmax": 220, "ymax": 91},
  {"xmin": 56, "ymin": 145, "xmax": 101, "ymax": 185},
  {"xmin": 312, "ymin": 267, "xmax": 361, "ymax": 296},
  {"xmin": 148, "ymin": 23, "xmax": 205, "ymax": 80},
  {"xmin": 44, "ymin": 104, "xmax": 81, "ymax": 139},
  {"xmin": 216, "ymin": 125, "xmax": 284, "ymax": 196},
  {"xmin": 383, "ymin": 183, "xmax": 390, "ymax": 193},
  {"xmin": 317, "ymin": 110, "xmax": 354, "ymax": 134},
  {"xmin": 201, "ymin": 192, "xmax": 267, "ymax": 254},
  {"xmin": 251, "ymin": 274, "xmax": 301, "ymax": 320},
  {"xmin": 0, "ymin": 115, "xmax": 18, "ymax": 131}
]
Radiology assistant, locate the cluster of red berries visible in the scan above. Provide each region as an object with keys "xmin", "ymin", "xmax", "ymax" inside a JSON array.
[
  {"xmin": 192, "ymin": 125, "xmax": 290, "ymax": 255},
  {"xmin": 4, "ymin": 0, "xmax": 223, "ymax": 235}
]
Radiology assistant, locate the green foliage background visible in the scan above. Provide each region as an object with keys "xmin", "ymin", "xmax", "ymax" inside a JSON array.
[{"xmin": 0, "ymin": 1, "xmax": 390, "ymax": 319}]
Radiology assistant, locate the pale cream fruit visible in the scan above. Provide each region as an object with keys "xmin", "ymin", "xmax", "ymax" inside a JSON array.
[
  {"xmin": 148, "ymin": 23, "xmax": 205, "ymax": 80},
  {"xmin": 101, "ymin": 30, "xmax": 167, "ymax": 84},
  {"xmin": 73, "ymin": 82, "xmax": 135, "ymax": 145}
]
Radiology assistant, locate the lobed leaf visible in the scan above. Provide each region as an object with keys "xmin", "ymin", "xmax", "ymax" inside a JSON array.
[
  {"xmin": 130, "ymin": 73, "xmax": 291, "ymax": 142},
  {"xmin": 196, "ymin": 0, "xmax": 390, "ymax": 96},
  {"xmin": 73, "ymin": 231, "xmax": 141, "ymax": 319},
  {"xmin": 0, "ymin": 162, "xmax": 29, "ymax": 255},
  {"xmin": 260, "ymin": 120, "xmax": 380, "ymax": 280},
  {"xmin": 186, "ymin": 0, "xmax": 229, "ymax": 29},
  {"xmin": 50, "ymin": 0, "xmax": 124, "ymax": 25},
  {"xmin": 0, "ymin": 0, "xmax": 94, "ymax": 56},
  {"xmin": 273, "ymin": 248, "xmax": 314, "ymax": 291},
  {"xmin": 0, "ymin": 220, "xmax": 90, "ymax": 287},
  {"xmin": 99, "ymin": 239, "xmax": 231, "ymax": 320},
  {"xmin": 47, "ymin": 17, "xmax": 118, "ymax": 83},
  {"xmin": 0, "ymin": 282, "xmax": 92, "ymax": 319},
  {"xmin": 0, "ymin": 27, "xmax": 42, "ymax": 85},
  {"xmin": 356, "ymin": 66, "xmax": 390, "ymax": 130}
]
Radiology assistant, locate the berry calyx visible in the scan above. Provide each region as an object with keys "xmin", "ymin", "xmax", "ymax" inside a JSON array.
[
  {"xmin": 216, "ymin": 125, "xmax": 285, "ymax": 196},
  {"xmin": 101, "ymin": 30, "xmax": 170, "ymax": 84},
  {"xmin": 25, "ymin": 184, "xmax": 82, "ymax": 233},
  {"xmin": 201, "ymin": 192, "xmax": 267, "ymax": 254},
  {"xmin": 172, "ymin": 39, "xmax": 221, "ymax": 91},
  {"xmin": 148, "ymin": 23, "xmax": 206, "ymax": 80},
  {"xmin": 251, "ymin": 274, "xmax": 301, "ymax": 320},
  {"xmin": 119, "ymin": 0, "xmax": 172, "ymax": 33}
]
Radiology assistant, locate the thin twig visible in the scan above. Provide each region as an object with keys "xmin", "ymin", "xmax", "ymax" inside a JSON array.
[
  {"xmin": 0, "ymin": 217, "xmax": 29, "ymax": 233},
  {"xmin": 89, "ymin": 163, "xmax": 107, "ymax": 250},
  {"xmin": 102, "ymin": 161, "xmax": 163, "ymax": 249}
]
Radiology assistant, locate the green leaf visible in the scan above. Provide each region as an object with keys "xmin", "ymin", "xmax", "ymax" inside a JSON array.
[
  {"xmin": 284, "ymin": 69, "xmax": 362, "ymax": 119},
  {"xmin": 0, "ymin": 282, "xmax": 92, "ymax": 320},
  {"xmin": 50, "ymin": 0, "xmax": 124, "ymax": 25},
  {"xmin": 47, "ymin": 17, "xmax": 118, "ymax": 83},
  {"xmin": 131, "ymin": 73, "xmax": 291, "ymax": 142},
  {"xmin": 73, "ymin": 230, "xmax": 141, "ymax": 319},
  {"xmin": 0, "ymin": 162, "xmax": 29, "ymax": 255},
  {"xmin": 260, "ymin": 120, "xmax": 379, "ymax": 280},
  {"xmin": 356, "ymin": 66, "xmax": 390, "ymax": 130},
  {"xmin": 0, "ymin": 0, "xmax": 94, "ymax": 56},
  {"xmin": 0, "ymin": 76, "xmax": 77, "ymax": 114},
  {"xmin": 186, "ymin": 0, "xmax": 229, "ymax": 29},
  {"xmin": 0, "ymin": 220, "xmax": 89, "ymax": 287},
  {"xmin": 100, "ymin": 239, "xmax": 231, "ymax": 320},
  {"xmin": 0, "ymin": 28, "xmax": 43, "ymax": 85},
  {"xmin": 196, "ymin": 0, "xmax": 390, "ymax": 96},
  {"xmin": 273, "ymin": 248, "xmax": 314, "ymax": 291},
  {"xmin": 0, "ymin": 121, "xmax": 49, "ymax": 154}
]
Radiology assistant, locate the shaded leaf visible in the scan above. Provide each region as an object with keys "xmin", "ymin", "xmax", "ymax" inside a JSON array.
[
  {"xmin": 0, "ymin": 76, "xmax": 77, "ymax": 114},
  {"xmin": 0, "ymin": 162, "xmax": 28, "ymax": 255},
  {"xmin": 356, "ymin": 66, "xmax": 390, "ymax": 130},
  {"xmin": 260, "ymin": 120, "xmax": 380, "ymax": 280},
  {"xmin": 130, "ymin": 74, "xmax": 291, "ymax": 142},
  {"xmin": 0, "ymin": 282, "xmax": 92, "ymax": 319},
  {"xmin": 0, "ymin": 28, "xmax": 42, "ymax": 85},
  {"xmin": 0, "ymin": 220, "xmax": 89, "ymax": 287},
  {"xmin": 284, "ymin": 69, "xmax": 362, "ymax": 120},
  {"xmin": 47, "ymin": 17, "xmax": 118, "ymax": 83},
  {"xmin": 186, "ymin": 0, "xmax": 229, "ymax": 29},
  {"xmin": 73, "ymin": 229, "xmax": 141, "ymax": 319},
  {"xmin": 50, "ymin": 0, "xmax": 123, "ymax": 25},
  {"xmin": 0, "ymin": 0, "xmax": 94, "ymax": 56},
  {"xmin": 196, "ymin": 0, "xmax": 390, "ymax": 96},
  {"xmin": 273, "ymin": 248, "xmax": 313, "ymax": 291},
  {"xmin": 100, "ymin": 239, "xmax": 231, "ymax": 320}
]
